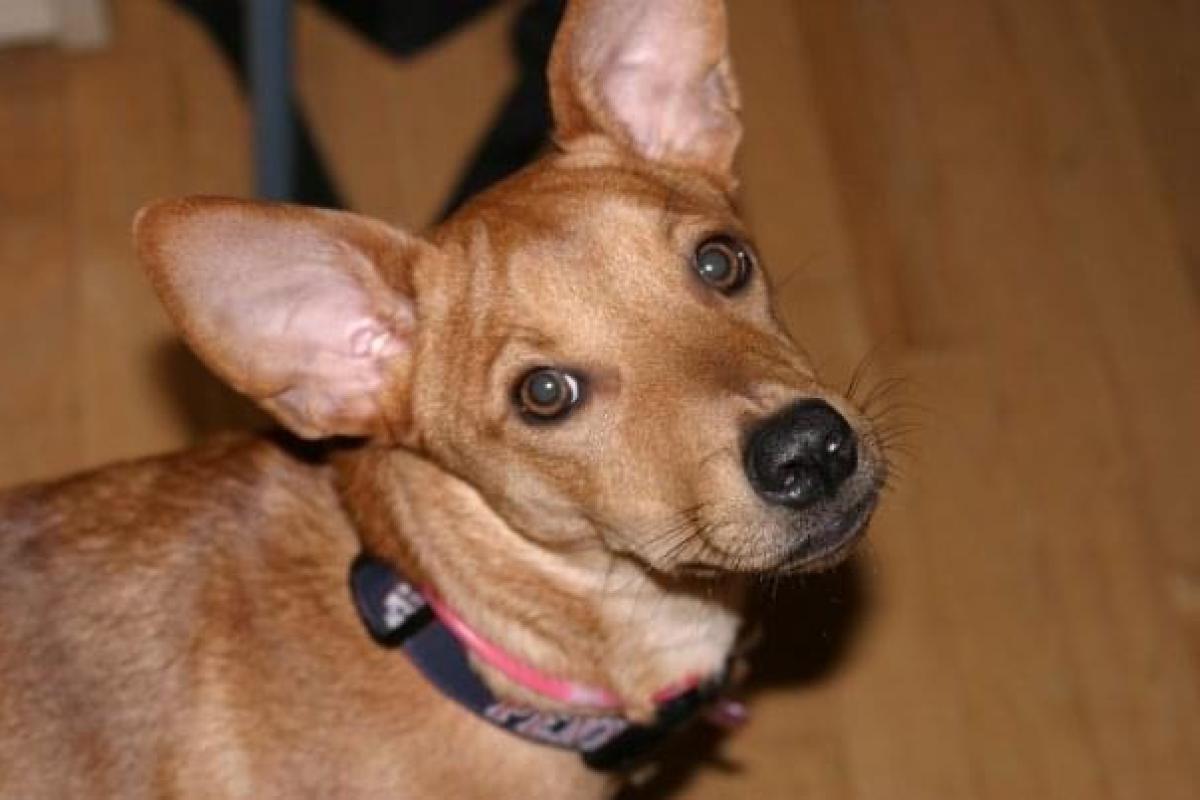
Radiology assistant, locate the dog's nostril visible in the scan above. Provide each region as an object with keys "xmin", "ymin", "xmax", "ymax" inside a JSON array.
[
  {"xmin": 821, "ymin": 428, "xmax": 857, "ymax": 488},
  {"xmin": 745, "ymin": 400, "xmax": 858, "ymax": 509}
]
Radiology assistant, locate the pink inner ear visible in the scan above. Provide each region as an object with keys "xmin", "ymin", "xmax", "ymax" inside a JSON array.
[
  {"xmin": 157, "ymin": 206, "xmax": 415, "ymax": 438},
  {"xmin": 217, "ymin": 236, "xmax": 411, "ymax": 425},
  {"xmin": 569, "ymin": 0, "xmax": 741, "ymax": 173},
  {"xmin": 604, "ymin": 59, "xmax": 734, "ymax": 164}
]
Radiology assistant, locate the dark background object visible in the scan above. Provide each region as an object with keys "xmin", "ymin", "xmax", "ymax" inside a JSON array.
[{"xmin": 169, "ymin": 0, "xmax": 563, "ymax": 219}]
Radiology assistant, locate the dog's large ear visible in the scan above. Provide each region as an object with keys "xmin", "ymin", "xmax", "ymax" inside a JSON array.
[
  {"xmin": 548, "ymin": 0, "xmax": 742, "ymax": 180},
  {"xmin": 134, "ymin": 196, "xmax": 426, "ymax": 441}
]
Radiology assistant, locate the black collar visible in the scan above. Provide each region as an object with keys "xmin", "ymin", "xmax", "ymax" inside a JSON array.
[{"xmin": 348, "ymin": 554, "xmax": 729, "ymax": 772}]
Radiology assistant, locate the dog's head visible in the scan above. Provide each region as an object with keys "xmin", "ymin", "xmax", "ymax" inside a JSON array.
[{"xmin": 135, "ymin": 0, "xmax": 885, "ymax": 577}]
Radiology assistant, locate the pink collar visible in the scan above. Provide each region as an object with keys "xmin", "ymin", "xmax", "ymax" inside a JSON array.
[
  {"xmin": 350, "ymin": 552, "xmax": 749, "ymax": 771},
  {"xmin": 425, "ymin": 589, "xmax": 703, "ymax": 711}
]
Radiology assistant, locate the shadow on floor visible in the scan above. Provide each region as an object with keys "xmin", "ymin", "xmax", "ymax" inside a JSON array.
[{"xmin": 621, "ymin": 559, "xmax": 872, "ymax": 798}]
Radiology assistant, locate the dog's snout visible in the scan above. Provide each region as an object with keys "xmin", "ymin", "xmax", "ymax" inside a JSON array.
[{"xmin": 745, "ymin": 400, "xmax": 858, "ymax": 509}]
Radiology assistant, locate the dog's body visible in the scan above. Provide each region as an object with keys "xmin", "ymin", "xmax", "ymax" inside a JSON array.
[
  {"xmin": 0, "ymin": 437, "xmax": 613, "ymax": 797},
  {"xmin": 0, "ymin": 1, "xmax": 885, "ymax": 796}
]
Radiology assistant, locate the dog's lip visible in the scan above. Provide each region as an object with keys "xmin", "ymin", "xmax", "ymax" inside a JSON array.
[
  {"xmin": 777, "ymin": 493, "xmax": 878, "ymax": 572},
  {"xmin": 668, "ymin": 492, "xmax": 879, "ymax": 578}
]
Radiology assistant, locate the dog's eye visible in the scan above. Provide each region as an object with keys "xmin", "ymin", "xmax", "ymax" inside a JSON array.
[
  {"xmin": 694, "ymin": 235, "xmax": 753, "ymax": 293},
  {"xmin": 515, "ymin": 368, "xmax": 584, "ymax": 421}
]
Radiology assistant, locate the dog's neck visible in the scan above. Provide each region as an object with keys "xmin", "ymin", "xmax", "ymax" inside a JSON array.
[{"xmin": 337, "ymin": 447, "xmax": 745, "ymax": 721}]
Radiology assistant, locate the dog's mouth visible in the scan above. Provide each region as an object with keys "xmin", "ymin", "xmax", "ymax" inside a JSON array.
[
  {"xmin": 663, "ymin": 493, "xmax": 879, "ymax": 579},
  {"xmin": 774, "ymin": 493, "xmax": 878, "ymax": 573},
  {"xmin": 666, "ymin": 479, "xmax": 882, "ymax": 578}
]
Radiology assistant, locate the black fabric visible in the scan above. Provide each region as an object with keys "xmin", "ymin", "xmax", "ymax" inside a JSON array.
[
  {"xmin": 170, "ymin": 0, "xmax": 344, "ymax": 209},
  {"xmin": 437, "ymin": 0, "xmax": 565, "ymax": 218},
  {"xmin": 166, "ymin": 0, "xmax": 562, "ymax": 218},
  {"xmin": 315, "ymin": 0, "xmax": 498, "ymax": 59}
]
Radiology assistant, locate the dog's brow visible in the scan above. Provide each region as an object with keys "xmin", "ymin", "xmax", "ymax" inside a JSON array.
[
  {"xmin": 503, "ymin": 323, "xmax": 557, "ymax": 352},
  {"xmin": 658, "ymin": 187, "xmax": 680, "ymax": 235},
  {"xmin": 653, "ymin": 186, "xmax": 736, "ymax": 242}
]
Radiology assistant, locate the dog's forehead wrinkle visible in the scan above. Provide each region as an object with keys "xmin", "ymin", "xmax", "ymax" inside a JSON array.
[
  {"xmin": 481, "ymin": 221, "xmax": 673, "ymax": 338},
  {"xmin": 501, "ymin": 204, "xmax": 710, "ymax": 300},
  {"xmin": 454, "ymin": 154, "xmax": 732, "ymax": 232}
]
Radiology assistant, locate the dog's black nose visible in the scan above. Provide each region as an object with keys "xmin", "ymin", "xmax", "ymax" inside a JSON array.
[{"xmin": 745, "ymin": 400, "xmax": 858, "ymax": 509}]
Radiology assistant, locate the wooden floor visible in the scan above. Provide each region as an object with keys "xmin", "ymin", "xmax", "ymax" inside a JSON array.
[{"xmin": 2, "ymin": 1, "xmax": 1198, "ymax": 797}]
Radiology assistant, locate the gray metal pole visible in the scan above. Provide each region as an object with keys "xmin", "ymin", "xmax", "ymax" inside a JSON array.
[{"xmin": 247, "ymin": 0, "xmax": 295, "ymax": 201}]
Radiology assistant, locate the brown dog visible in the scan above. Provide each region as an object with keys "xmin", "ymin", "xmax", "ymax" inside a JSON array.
[{"xmin": 0, "ymin": 0, "xmax": 885, "ymax": 796}]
